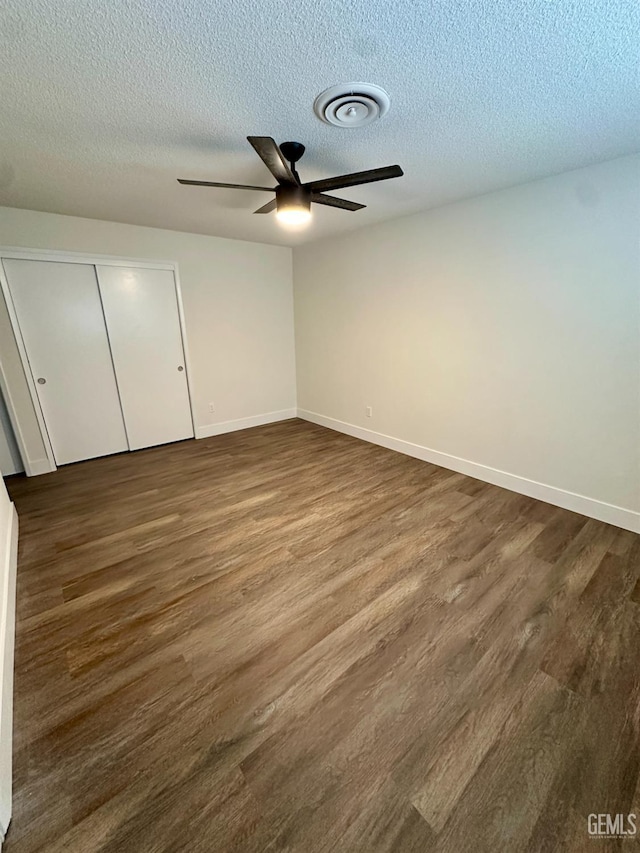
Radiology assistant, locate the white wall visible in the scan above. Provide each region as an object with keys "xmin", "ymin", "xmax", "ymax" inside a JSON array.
[
  {"xmin": 294, "ymin": 155, "xmax": 640, "ymax": 531},
  {"xmin": 0, "ymin": 470, "xmax": 17, "ymax": 838},
  {"xmin": 0, "ymin": 207, "xmax": 296, "ymax": 467}
]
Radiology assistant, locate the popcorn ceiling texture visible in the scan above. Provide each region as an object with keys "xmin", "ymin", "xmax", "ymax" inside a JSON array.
[{"xmin": 0, "ymin": 0, "xmax": 638, "ymax": 246}]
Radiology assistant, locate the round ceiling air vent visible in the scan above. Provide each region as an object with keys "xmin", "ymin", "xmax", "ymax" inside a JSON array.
[{"xmin": 313, "ymin": 83, "xmax": 391, "ymax": 128}]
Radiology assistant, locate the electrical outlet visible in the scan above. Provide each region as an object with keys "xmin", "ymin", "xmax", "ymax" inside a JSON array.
[
  {"xmin": 366, "ymin": 406, "xmax": 372, "ymax": 418},
  {"xmin": 208, "ymin": 402, "xmax": 215, "ymax": 413}
]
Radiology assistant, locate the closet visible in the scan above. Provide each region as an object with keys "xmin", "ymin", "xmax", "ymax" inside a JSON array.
[{"xmin": 2, "ymin": 258, "xmax": 194, "ymax": 467}]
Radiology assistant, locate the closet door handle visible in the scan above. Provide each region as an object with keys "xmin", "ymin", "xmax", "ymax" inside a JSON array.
[
  {"xmin": 177, "ymin": 366, "xmax": 184, "ymax": 372},
  {"xmin": 37, "ymin": 377, "xmax": 47, "ymax": 385}
]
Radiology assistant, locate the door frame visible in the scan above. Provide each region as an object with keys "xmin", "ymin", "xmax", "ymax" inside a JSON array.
[{"xmin": 0, "ymin": 248, "xmax": 196, "ymax": 475}]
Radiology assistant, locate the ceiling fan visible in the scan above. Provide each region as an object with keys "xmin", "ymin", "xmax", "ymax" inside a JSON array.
[{"xmin": 178, "ymin": 137, "xmax": 404, "ymax": 226}]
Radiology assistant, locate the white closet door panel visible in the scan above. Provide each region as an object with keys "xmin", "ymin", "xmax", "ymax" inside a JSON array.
[
  {"xmin": 96, "ymin": 266, "xmax": 194, "ymax": 450},
  {"xmin": 3, "ymin": 259, "xmax": 128, "ymax": 465}
]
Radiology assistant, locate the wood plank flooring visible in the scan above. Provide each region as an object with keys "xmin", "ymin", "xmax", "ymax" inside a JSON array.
[{"xmin": 4, "ymin": 418, "xmax": 640, "ymax": 852}]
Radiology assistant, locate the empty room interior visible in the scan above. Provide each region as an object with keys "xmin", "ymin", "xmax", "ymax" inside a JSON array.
[{"xmin": 0, "ymin": 1, "xmax": 639, "ymax": 850}]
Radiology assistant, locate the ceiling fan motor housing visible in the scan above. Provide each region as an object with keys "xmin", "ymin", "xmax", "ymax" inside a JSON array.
[
  {"xmin": 314, "ymin": 83, "xmax": 391, "ymax": 127},
  {"xmin": 276, "ymin": 183, "xmax": 311, "ymax": 212}
]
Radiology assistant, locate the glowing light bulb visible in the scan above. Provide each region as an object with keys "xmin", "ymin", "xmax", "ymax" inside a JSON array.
[{"xmin": 275, "ymin": 207, "xmax": 312, "ymax": 227}]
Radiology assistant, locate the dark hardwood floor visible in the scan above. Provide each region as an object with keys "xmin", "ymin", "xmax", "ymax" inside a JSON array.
[{"xmin": 4, "ymin": 419, "xmax": 640, "ymax": 852}]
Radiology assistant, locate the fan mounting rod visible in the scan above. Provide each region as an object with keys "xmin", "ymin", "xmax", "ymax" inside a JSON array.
[{"xmin": 279, "ymin": 141, "xmax": 305, "ymax": 170}]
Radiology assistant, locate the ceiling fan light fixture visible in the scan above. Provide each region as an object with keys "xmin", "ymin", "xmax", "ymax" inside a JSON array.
[
  {"xmin": 275, "ymin": 184, "xmax": 312, "ymax": 228},
  {"xmin": 178, "ymin": 136, "xmax": 403, "ymax": 225}
]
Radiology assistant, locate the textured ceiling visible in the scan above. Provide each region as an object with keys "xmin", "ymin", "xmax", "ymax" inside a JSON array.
[{"xmin": 0, "ymin": 0, "xmax": 638, "ymax": 247}]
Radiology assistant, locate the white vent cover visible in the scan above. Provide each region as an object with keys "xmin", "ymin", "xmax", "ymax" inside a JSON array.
[{"xmin": 313, "ymin": 83, "xmax": 391, "ymax": 128}]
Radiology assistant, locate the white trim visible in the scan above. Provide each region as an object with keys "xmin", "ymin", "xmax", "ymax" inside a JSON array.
[
  {"xmin": 297, "ymin": 409, "xmax": 640, "ymax": 534},
  {"xmin": 195, "ymin": 409, "xmax": 297, "ymax": 439},
  {"xmin": 0, "ymin": 248, "xmax": 197, "ymax": 474},
  {"xmin": 0, "ymin": 246, "xmax": 175, "ymax": 270},
  {"xmin": 0, "ymin": 504, "xmax": 18, "ymax": 839},
  {"xmin": 0, "ymin": 359, "xmax": 29, "ymax": 477},
  {"xmin": 24, "ymin": 458, "xmax": 55, "ymax": 476}
]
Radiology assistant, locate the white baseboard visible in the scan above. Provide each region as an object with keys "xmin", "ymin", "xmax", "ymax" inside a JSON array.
[
  {"xmin": 297, "ymin": 409, "xmax": 640, "ymax": 534},
  {"xmin": 195, "ymin": 408, "xmax": 297, "ymax": 440},
  {"xmin": 0, "ymin": 504, "xmax": 18, "ymax": 839},
  {"xmin": 25, "ymin": 457, "xmax": 55, "ymax": 477}
]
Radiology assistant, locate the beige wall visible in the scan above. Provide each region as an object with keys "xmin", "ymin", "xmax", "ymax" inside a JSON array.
[
  {"xmin": 294, "ymin": 155, "xmax": 640, "ymax": 523},
  {"xmin": 0, "ymin": 207, "xmax": 296, "ymax": 469}
]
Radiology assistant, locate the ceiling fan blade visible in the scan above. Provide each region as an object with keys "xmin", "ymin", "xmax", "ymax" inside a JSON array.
[
  {"xmin": 311, "ymin": 193, "xmax": 365, "ymax": 211},
  {"xmin": 177, "ymin": 179, "xmax": 274, "ymax": 191},
  {"xmin": 254, "ymin": 199, "xmax": 278, "ymax": 214},
  {"xmin": 305, "ymin": 165, "xmax": 403, "ymax": 193},
  {"xmin": 247, "ymin": 137, "xmax": 299, "ymax": 185}
]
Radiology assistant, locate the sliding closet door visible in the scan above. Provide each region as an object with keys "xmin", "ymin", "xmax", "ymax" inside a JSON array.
[
  {"xmin": 96, "ymin": 266, "xmax": 194, "ymax": 450},
  {"xmin": 3, "ymin": 260, "xmax": 128, "ymax": 465}
]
